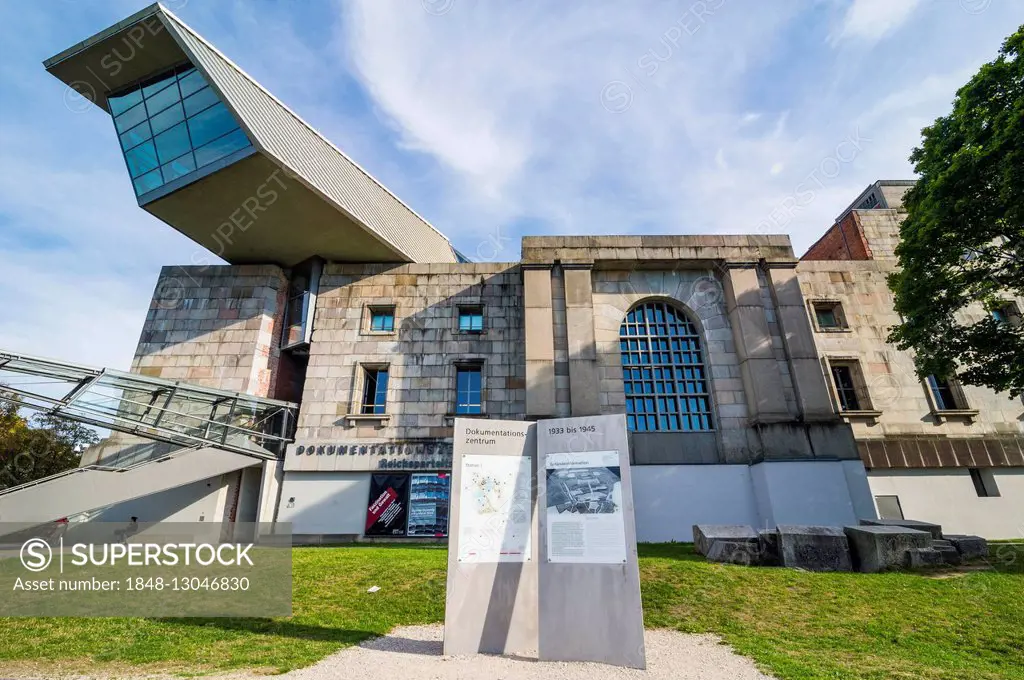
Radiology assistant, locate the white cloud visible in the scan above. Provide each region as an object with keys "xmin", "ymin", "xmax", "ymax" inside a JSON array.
[{"xmin": 832, "ymin": 0, "xmax": 922, "ymax": 46}]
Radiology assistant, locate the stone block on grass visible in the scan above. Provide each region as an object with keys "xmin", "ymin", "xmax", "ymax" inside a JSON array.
[
  {"xmin": 777, "ymin": 525, "xmax": 852, "ymax": 572},
  {"xmin": 758, "ymin": 529, "xmax": 780, "ymax": 567},
  {"xmin": 692, "ymin": 524, "xmax": 758, "ymax": 557},
  {"xmin": 944, "ymin": 535, "xmax": 988, "ymax": 561},
  {"xmin": 843, "ymin": 525, "xmax": 932, "ymax": 573},
  {"xmin": 860, "ymin": 518, "xmax": 943, "ymax": 540},
  {"xmin": 904, "ymin": 547, "xmax": 945, "ymax": 569},
  {"xmin": 706, "ymin": 540, "xmax": 760, "ymax": 566}
]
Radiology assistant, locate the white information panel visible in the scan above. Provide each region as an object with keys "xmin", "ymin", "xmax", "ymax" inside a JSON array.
[
  {"xmin": 544, "ymin": 450, "xmax": 627, "ymax": 564},
  {"xmin": 457, "ymin": 454, "xmax": 533, "ymax": 563}
]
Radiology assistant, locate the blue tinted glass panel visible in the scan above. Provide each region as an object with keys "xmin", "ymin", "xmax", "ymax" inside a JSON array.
[
  {"xmin": 619, "ymin": 301, "xmax": 713, "ymax": 432},
  {"xmin": 149, "ymin": 101, "xmax": 184, "ymax": 135},
  {"xmin": 141, "ymin": 72, "xmax": 177, "ymax": 99},
  {"xmin": 361, "ymin": 368, "xmax": 389, "ymax": 414},
  {"xmin": 187, "ymin": 103, "xmax": 237, "ymax": 148},
  {"xmin": 114, "ymin": 102, "xmax": 147, "ymax": 133},
  {"xmin": 161, "ymin": 153, "xmax": 197, "ymax": 182},
  {"xmin": 108, "ymin": 89, "xmax": 142, "ymax": 116},
  {"xmin": 119, "ymin": 120, "xmax": 152, "ymax": 150},
  {"xmin": 194, "ymin": 128, "xmax": 250, "ymax": 168},
  {"xmin": 183, "ymin": 86, "xmax": 218, "ymax": 117},
  {"xmin": 111, "ymin": 65, "xmax": 250, "ymax": 197},
  {"xmin": 133, "ymin": 168, "xmax": 163, "ymax": 195},
  {"xmin": 370, "ymin": 309, "xmax": 395, "ymax": 332},
  {"xmin": 153, "ymin": 122, "xmax": 192, "ymax": 164},
  {"xmin": 459, "ymin": 308, "xmax": 484, "ymax": 332},
  {"xmin": 144, "ymin": 81, "xmax": 181, "ymax": 117},
  {"xmin": 177, "ymin": 69, "xmax": 206, "ymax": 98},
  {"xmin": 124, "ymin": 141, "xmax": 159, "ymax": 178},
  {"xmin": 456, "ymin": 367, "xmax": 482, "ymax": 414}
]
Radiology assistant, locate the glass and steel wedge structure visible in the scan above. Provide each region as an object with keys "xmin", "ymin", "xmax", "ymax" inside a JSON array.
[{"xmin": 44, "ymin": 3, "xmax": 461, "ymax": 266}]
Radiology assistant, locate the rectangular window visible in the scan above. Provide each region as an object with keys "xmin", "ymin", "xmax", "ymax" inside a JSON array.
[
  {"xmin": 108, "ymin": 63, "xmax": 253, "ymax": 197},
  {"xmin": 969, "ymin": 468, "xmax": 1000, "ymax": 498},
  {"xmin": 458, "ymin": 306, "xmax": 484, "ymax": 333},
  {"xmin": 812, "ymin": 301, "xmax": 846, "ymax": 331},
  {"xmin": 361, "ymin": 367, "xmax": 389, "ymax": 415},
  {"xmin": 830, "ymin": 364, "xmax": 861, "ymax": 411},
  {"xmin": 874, "ymin": 495, "xmax": 904, "ymax": 520},
  {"xmin": 455, "ymin": 366, "xmax": 483, "ymax": 414},
  {"xmin": 369, "ymin": 307, "xmax": 395, "ymax": 333},
  {"xmin": 927, "ymin": 375, "xmax": 959, "ymax": 411}
]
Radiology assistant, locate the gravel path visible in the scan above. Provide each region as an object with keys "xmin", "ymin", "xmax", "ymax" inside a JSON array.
[
  {"xmin": 273, "ymin": 624, "xmax": 776, "ymax": 680},
  {"xmin": 3, "ymin": 625, "xmax": 776, "ymax": 680}
]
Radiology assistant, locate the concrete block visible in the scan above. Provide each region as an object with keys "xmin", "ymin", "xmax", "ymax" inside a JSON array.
[
  {"xmin": 706, "ymin": 540, "xmax": 760, "ymax": 566},
  {"xmin": 843, "ymin": 525, "xmax": 932, "ymax": 573},
  {"xmin": 904, "ymin": 547, "xmax": 945, "ymax": 569},
  {"xmin": 777, "ymin": 525, "xmax": 852, "ymax": 572},
  {"xmin": 692, "ymin": 524, "xmax": 758, "ymax": 557},
  {"xmin": 944, "ymin": 535, "xmax": 989, "ymax": 561},
  {"xmin": 931, "ymin": 540, "xmax": 962, "ymax": 566},
  {"xmin": 758, "ymin": 529, "xmax": 781, "ymax": 567},
  {"xmin": 861, "ymin": 518, "xmax": 943, "ymax": 541}
]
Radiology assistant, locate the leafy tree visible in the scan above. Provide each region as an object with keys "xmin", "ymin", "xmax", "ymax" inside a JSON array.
[
  {"xmin": 888, "ymin": 26, "xmax": 1024, "ymax": 398},
  {"xmin": 0, "ymin": 389, "xmax": 99, "ymax": 491}
]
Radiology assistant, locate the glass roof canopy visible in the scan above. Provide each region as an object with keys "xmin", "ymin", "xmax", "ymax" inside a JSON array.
[{"xmin": 0, "ymin": 350, "xmax": 297, "ymax": 460}]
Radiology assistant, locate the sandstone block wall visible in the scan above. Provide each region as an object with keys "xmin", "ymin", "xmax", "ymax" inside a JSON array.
[
  {"xmin": 796, "ymin": 259, "xmax": 1024, "ymax": 440},
  {"xmin": 295, "ymin": 262, "xmax": 525, "ymax": 442},
  {"xmin": 132, "ymin": 264, "xmax": 288, "ymax": 397}
]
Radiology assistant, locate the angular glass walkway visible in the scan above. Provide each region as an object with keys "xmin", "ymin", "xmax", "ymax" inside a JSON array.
[{"xmin": 0, "ymin": 350, "xmax": 297, "ymax": 461}]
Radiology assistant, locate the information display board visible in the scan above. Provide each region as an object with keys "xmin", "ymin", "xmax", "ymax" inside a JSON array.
[
  {"xmin": 537, "ymin": 414, "xmax": 646, "ymax": 669},
  {"xmin": 457, "ymin": 454, "xmax": 533, "ymax": 562},
  {"xmin": 364, "ymin": 474, "xmax": 409, "ymax": 536},
  {"xmin": 444, "ymin": 419, "xmax": 538, "ymax": 657},
  {"xmin": 408, "ymin": 472, "xmax": 451, "ymax": 537},
  {"xmin": 545, "ymin": 451, "xmax": 627, "ymax": 564}
]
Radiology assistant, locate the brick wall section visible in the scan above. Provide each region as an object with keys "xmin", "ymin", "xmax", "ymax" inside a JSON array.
[
  {"xmin": 295, "ymin": 262, "xmax": 525, "ymax": 442},
  {"xmin": 132, "ymin": 264, "xmax": 287, "ymax": 396},
  {"xmin": 801, "ymin": 212, "xmax": 873, "ymax": 261}
]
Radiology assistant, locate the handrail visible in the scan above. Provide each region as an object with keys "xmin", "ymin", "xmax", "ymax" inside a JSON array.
[{"xmin": 0, "ymin": 445, "xmax": 204, "ymax": 498}]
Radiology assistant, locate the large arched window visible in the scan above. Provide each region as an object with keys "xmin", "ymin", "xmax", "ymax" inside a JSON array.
[{"xmin": 620, "ymin": 300, "xmax": 713, "ymax": 432}]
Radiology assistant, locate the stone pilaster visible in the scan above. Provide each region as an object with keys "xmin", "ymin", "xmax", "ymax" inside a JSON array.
[
  {"xmin": 524, "ymin": 265, "xmax": 556, "ymax": 416},
  {"xmin": 723, "ymin": 264, "xmax": 791, "ymax": 424},
  {"xmin": 765, "ymin": 264, "xmax": 836, "ymax": 422},
  {"xmin": 563, "ymin": 265, "xmax": 600, "ymax": 416}
]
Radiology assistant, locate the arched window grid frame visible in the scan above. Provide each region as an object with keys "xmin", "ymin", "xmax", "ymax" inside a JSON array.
[{"xmin": 619, "ymin": 297, "xmax": 717, "ymax": 433}]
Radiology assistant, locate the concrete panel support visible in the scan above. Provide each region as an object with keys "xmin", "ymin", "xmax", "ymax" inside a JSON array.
[
  {"xmin": 563, "ymin": 266, "xmax": 600, "ymax": 416},
  {"xmin": 723, "ymin": 265, "xmax": 790, "ymax": 424},
  {"xmin": 766, "ymin": 265, "xmax": 835, "ymax": 421},
  {"xmin": 524, "ymin": 266, "xmax": 556, "ymax": 416}
]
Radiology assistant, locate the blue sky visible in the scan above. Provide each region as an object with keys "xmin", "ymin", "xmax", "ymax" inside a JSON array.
[{"xmin": 0, "ymin": 0, "xmax": 1021, "ymax": 371}]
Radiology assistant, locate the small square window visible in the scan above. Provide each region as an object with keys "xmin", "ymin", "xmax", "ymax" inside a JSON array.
[
  {"xmin": 991, "ymin": 302, "xmax": 1020, "ymax": 325},
  {"xmin": 926, "ymin": 375, "xmax": 960, "ymax": 411},
  {"xmin": 455, "ymin": 365, "xmax": 483, "ymax": 414},
  {"xmin": 969, "ymin": 468, "xmax": 1000, "ymax": 498},
  {"xmin": 458, "ymin": 306, "xmax": 484, "ymax": 333},
  {"xmin": 369, "ymin": 307, "xmax": 395, "ymax": 333},
  {"xmin": 361, "ymin": 367, "xmax": 389, "ymax": 415},
  {"xmin": 812, "ymin": 301, "xmax": 846, "ymax": 331}
]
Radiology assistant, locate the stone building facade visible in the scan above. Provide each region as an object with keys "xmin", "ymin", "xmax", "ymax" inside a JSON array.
[
  {"xmin": 799, "ymin": 180, "xmax": 1024, "ymax": 537},
  {"xmin": 40, "ymin": 9, "xmax": 1022, "ymax": 541}
]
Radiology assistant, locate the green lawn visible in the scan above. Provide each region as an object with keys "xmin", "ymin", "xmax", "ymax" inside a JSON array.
[{"xmin": 0, "ymin": 543, "xmax": 1022, "ymax": 679}]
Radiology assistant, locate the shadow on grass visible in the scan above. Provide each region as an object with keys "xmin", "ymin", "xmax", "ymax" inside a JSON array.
[
  {"xmin": 638, "ymin": 543, "xmax": 700, "ymax": 560},
  {"xmin": 161, "ymin": 617, "xmax": 377, "ymax": 644}
]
